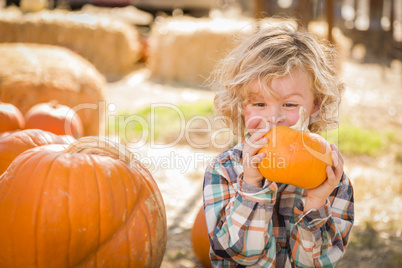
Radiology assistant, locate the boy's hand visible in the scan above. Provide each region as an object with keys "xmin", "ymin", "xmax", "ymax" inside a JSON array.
[
  {"xmin": 304, "ymin": 144, "xmax": 344, "ymax": 211},
  {"xmin": 242, "ymin": 127, "xmax": 270, "ymax": 187}
]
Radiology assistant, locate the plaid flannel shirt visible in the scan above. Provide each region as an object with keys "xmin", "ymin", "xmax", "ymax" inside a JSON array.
[{"xmin": 203, "ymin": 140, "xmax": 354, "ymax": 267}]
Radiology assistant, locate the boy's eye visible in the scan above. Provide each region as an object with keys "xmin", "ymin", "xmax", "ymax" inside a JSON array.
[
  {"xmin": 252, "ymin": 102, "xmax": 267, "ymax": 107},
  {"xmin": 284, "ymin": 103, "xmax": 298, "ymax": 108}
]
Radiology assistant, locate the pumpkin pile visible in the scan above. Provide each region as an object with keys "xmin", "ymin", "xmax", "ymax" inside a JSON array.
[
  {"xmin": 24, "ymin": 100, "xmax": 83, "ymax": 139},
  {"xmin": 0, "ymin": 129, "xmax": 74, "ymax": 175},
  {"xmin": 0, "ymin": 100, "xmax": 83, "ymax": 139},
  {"xmin": 0, "ymin": 101, "xmax": 25, "ymax": 133},
  {"xmin": 0, "ymin": 136, "xmax": 167, "ymax": 267}
]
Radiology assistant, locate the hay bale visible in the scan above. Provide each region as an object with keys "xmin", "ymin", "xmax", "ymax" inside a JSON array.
[
  {"xmin": 81, "ymin": 4, "xmax": 153, "ymax": 26},
  {"xmin": 0, "ymin": 43, "xmax": 106, "ymax": 136},
  {"xmin": 147, "ymin": 16, "xmax": 253, "ymax": 86},
  {"xmin": 147, "ymin": 16, "xmax": 302, "ymax": 87},
  {"xmin": 0, "ymin": 8, "xmax": 142, "ymax": 80}
]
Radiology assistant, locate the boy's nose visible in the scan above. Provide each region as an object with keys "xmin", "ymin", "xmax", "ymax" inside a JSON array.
[
  {"xmin": 268, "ymin": 115, "xmax": 286, "ymax": 125},
  {"xmin": 267, "ymin": 108, "xmax": 286, "ymax": 126}
]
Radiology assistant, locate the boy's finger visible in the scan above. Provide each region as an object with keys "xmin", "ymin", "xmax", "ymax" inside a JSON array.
[
  {"xmin": 327, "ymin": 160, "xmax": 343, "ymax": 186},
  {"xmin": 330, "ymin": 144, "xmax": 344, "ymax": 165},
  {"xmin": 250, "ymin": 152, "xmax": 266, "ymax": 168},
  {"xmin": 243, "ymin": 152, "xmax": 265, "ymax": 169},
  {"xmin": 244, "ymin": 140, "xmax": 267, "ymax": 160},
  {"xmin": 334, "ymin": 161, "xmax": 344, "ymax": 181},
  {"xmin": 245, "ymin": 135, "xmax": 269, "ymax": 153},
  {"xmin": 326, "ymin": 165, "xmax": 337, "ymax": 186},
  {"xmin": 249, "ymin": 124, "xmax": 270, "ymax": 141},
  {"xmin": 331, "ymin": 151, "xmax": 338, "ymax": 167}
]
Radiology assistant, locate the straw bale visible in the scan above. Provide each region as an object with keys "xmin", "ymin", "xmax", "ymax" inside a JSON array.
[
  {"xmin": 147, "ymin": 16, "xmax": 301, "ymax": 87},
  {"xmin": 147, "ymin": 16, "xmax": 253, "ymax": 87},
  {"xmin": 81, "ymin": 4, "xmax": 153, "ymax": 26},
  {"xmin": 0, "ymin": 43, "xmax": 106, "ymax": 136},
  {"xmin": 0, "ymin": 8, "xmax": 142, "ymax": 80}
]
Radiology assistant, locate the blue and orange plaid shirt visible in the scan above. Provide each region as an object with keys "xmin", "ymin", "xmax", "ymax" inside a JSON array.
[{"xmin": 203, "ymin": 140, "xmax": 354, "ymax": 267}]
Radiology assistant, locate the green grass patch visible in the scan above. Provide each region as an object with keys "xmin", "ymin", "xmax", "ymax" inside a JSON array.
[
  {"xmin": 107, "ymin": 100, "xmax": 215, "ymax": 144},
  {"xmin": 326, "ymin": 124, "xmax": 383, "ymax": 156},
  {"xmin": 323, "ymin": 121, "xmax": 399, "ymax": 156}
]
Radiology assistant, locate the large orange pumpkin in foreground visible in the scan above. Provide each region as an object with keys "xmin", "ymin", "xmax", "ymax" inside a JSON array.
[
  {"xmin": 25, "ymin": 101, "xmax": 84, "ymax": 139},
  {"xmin": 0, "ymin": 129, "xmax": 74, "ymax": 175},
  {"xmin": 0, "ymin": 131, "xmax": 15, "ymax": 139},
  {"xmin": 191, "ymin": 206, "xmax": 212, "ymax": 268},
  {"xmin": 0, "ymin": 101, "xmax": 25, "ymax": 132},
  {"xmin": 0, "ymin": 137, "xmax": 167, "ymax": 267},
  {"xmin": 258, "ymin": 126, "xmax": 332, "ymax": 189}
]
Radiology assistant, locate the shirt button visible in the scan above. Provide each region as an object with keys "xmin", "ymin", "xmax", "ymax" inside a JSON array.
[{"xmin": 276, "ymin": 243, "xmax": 282, "ymax": 252}]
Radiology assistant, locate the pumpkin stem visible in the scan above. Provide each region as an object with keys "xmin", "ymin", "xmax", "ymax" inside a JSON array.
[
  {"xmin": 63, "ymin": 136, "xmax": 133, "ymax": 163},
  {"xmin": 290, "ymin": 107, "xmax": 310, "ymax": 133}
]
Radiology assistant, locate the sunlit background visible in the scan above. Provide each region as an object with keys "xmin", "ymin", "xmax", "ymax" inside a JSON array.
[{"xmin": 0, "ymin": 0, "xmax": 401, "ymax": 267}]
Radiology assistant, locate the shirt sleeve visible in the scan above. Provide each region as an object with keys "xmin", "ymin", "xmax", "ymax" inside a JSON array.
[
  {"xmin": 290, "ymin": 173, "xmax": 355, "ymax": 267},
  {"xmin": 203, "ymin": 157, "xmax": 278, "ymax": 266}
]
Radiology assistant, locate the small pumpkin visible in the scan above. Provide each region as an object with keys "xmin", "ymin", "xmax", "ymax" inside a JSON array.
[
  {"xmin": 0, "ymin": 101, "xmax": 25, "ymax": 132},
  {"xmin": 0, "ymin": 136, "xmax": 167, "ymax": 267},
  {"xmin": 258, "ymin": 108, "xmax": 332, "ymax": 189},
  {"xmin": 25, "ymin": 101, "xmax": 84, "ymax": 139},
  {"xmin": 0, "ymin": 129, "xmax": 73, "ymax": 175},
  {"xmin": 191, "ymin": 206, "xmax": 212, "ymax": 268}
]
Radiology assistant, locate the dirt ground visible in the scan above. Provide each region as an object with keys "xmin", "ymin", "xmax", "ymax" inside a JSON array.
[{"xmin": 105, "ymin": 37, "xmax": 402, "ymax": 267}]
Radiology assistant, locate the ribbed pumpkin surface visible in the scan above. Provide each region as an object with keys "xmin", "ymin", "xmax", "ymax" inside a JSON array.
[
  {"xmin": 191, "ymin": 206, "xmax": 212, "ymax": 268},
  {"xmin": 0, "ymin": 137, "xmax": 167, "ymax": 267},
  {"xmin": 0, "ymin": 129, "xmax": 72, "ymax": 175}
]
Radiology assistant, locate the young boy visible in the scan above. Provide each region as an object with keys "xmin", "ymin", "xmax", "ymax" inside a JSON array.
[{"xmin": 203, "ymin": 22, "xmax": 354, "ymax": 267}]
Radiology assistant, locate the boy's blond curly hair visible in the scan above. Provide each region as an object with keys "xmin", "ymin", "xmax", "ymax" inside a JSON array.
[{"xmin": 210, "ymin": 21, "xmax": 344, "ymax": 135}]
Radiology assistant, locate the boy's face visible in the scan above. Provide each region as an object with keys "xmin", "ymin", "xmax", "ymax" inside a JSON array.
[{"xmin": 243, "ymin": 68, "xmax": 318, "ymax": 135}]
